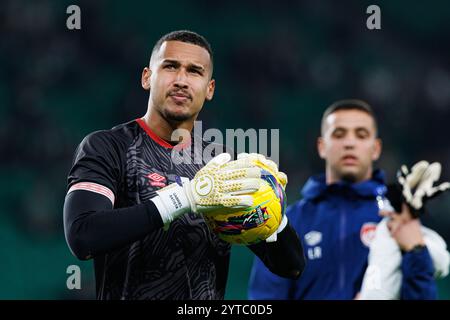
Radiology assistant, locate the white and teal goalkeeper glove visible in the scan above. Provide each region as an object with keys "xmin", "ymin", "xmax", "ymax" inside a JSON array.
[{"xmin": 151, "ymin": 153, "xmax": 264, "ymax": 226}]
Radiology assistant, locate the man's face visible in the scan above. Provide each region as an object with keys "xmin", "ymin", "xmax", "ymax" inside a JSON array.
[
  {"xmin": 318, "ymin": 109, "xmax": 381, "ymax": 183},
  {"xmin": 141, "ymin": 41, "xmax": 215, "ymax": 122}
]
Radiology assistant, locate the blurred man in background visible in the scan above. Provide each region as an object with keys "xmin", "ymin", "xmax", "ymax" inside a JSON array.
[
  {"xmin": 249, "ymin": 99, "xmax": 449, "ymax": 299},
  {"xmin": 63, "ymin": 30, "xmax": 304, "ymax": 300}
]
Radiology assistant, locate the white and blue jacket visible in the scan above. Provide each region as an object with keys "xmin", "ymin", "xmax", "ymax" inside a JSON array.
[{"xmin": 249, "ymin": 170, "xmax": 436, "ymax": 300}]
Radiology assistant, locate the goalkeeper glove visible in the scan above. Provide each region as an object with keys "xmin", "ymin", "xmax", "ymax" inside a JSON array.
[
  {"xmin": 151, "ymin": 153, "xmax": 263, "ymax": 226},
  {"xmin": 234, "ymin": 152, "xmax": 287, "ymax": 188},
  {"xmin": 235, "ymin": 153, "xmax": 289, "ymax": 242},
  {"xmin": 386, "ymin": 161, "xmax": 450, "ymax": 217}
]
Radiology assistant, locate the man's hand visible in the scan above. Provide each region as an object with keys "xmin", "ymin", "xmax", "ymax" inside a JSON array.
[
  {"xmin": 234, "ymin": 152, "xmax": 288, "ymax": 189},
  {"xmin": 152, "ymin": 153, "xmax": 282, "ymax": 226},
  {"xmin": 235, "ymin": 153, "xmax": 289, "ymax": 242},
  {"xmin": 183, "ymin": 153, "xmax": 263, "ymax": 213},
  {"xmin": 382, "ymin": 204, "xmax": 425, "ymax": 252},
  {"xmin": 386, "ymin": 161, "xmax": 450, "ymax": 217}
]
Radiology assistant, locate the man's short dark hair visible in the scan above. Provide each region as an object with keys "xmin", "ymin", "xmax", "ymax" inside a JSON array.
[
  {"xmin": 321, "ymin": 99, "xmax": 378, "ymax": 136},
  {"xmin": 150, "ymin": 30, "xmax": 213, "ymax": 72}
]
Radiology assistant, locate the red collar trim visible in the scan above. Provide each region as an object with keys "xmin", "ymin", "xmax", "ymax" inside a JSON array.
[{"xmin": 135, "ymin": 118, "xmax": 174, "ymax": 149}]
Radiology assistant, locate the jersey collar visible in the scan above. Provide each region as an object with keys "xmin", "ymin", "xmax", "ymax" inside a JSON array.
[{"xmin": 136, "ymin": 118, "xmax": 191, "ymax": 150}]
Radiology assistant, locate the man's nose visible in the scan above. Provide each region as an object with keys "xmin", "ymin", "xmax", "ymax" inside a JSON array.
[
  {"xmin": 343, "ymin": 136, "xmax": 357, "ymax": 149},
  {"xmin": 174, "ymin": 70, "xmax": 189, "ymax": 88}
]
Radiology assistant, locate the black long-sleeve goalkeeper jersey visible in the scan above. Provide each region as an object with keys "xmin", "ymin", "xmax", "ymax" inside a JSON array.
[{"xmin": 64, "ymin": 118, "xmax": 305, "ymax": 300}]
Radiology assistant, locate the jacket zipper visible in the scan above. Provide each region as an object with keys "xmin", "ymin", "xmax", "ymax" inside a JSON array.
[{"xmin": 339, "ymin": 204, "xmax": 346, "ymax": 294}]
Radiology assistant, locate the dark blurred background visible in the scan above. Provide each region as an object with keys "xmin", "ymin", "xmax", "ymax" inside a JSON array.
[{"xmin": 1, "ymin": 0, "xmax": 450, "ymax": 299}]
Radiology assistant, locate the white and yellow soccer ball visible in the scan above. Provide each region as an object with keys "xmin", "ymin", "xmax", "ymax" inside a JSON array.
[{"xmin": 203, "ymin": 154, "xmax": 287, "ymax": 245}]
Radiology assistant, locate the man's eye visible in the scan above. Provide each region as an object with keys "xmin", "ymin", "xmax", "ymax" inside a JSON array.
[
  {"xmin": 164, "ymin": 65, "xmax": 176, "ymax": 70},
  {"xmin": 357, "ymin": 131, "xmax": 369, "ymax": 139},
  {"xmin": 189, "ymin": 69, "xmax": 202, "ymax": 75}
]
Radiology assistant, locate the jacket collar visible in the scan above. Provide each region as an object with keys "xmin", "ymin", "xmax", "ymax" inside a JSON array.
[{"xmin": 301, "ymin": 169, "xmax": 386, "ymax": 200}]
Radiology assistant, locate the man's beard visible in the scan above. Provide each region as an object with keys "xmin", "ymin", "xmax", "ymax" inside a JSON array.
[
  {"xmin": 340, "ymin": 172, "xmax": 358, "ymax": 183},
  {"xmin": 338, "ymin": 165, "xmax": 370, "ymax": 184},
  {"xmin": 162, "ymin": 108, "xmax": 193, "ymax": 122}
]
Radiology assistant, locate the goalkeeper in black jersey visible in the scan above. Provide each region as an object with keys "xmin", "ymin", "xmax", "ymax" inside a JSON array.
[{"xmin": 63, "ymin": 30, "xmax": 305, "ymax": 300}]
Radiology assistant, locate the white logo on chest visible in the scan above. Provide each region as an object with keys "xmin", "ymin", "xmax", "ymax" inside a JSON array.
[{"xmin": 304, "ymin": 231, "xmax": 322, "ymax": 260}]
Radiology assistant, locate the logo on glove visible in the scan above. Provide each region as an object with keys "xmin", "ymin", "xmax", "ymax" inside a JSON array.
[{"xmin": 195, "ymin": 175, "xmax": 214, "ymax": 196}]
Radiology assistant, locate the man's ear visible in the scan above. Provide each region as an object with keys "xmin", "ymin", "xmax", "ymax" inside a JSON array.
[
  {"xmin": 205, "ymin": 79, "xmax": 215, "ymax": 101},
  {"xmin": 372, "ymin": 138, "xmax": 382, "ymax": 161},
  {"xmin": 317, "ymin": 137, "xmax": 326, "ymax": 159},
  {"xmin": 141, "ymin": 67, "xmax": 151, "ymax": 90}
]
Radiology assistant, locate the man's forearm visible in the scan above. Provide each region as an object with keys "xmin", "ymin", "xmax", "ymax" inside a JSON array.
[
  {"xmin": 401, "ymin": 246, "xmax": 437, "ymax": 300},
  {"xmin": 64, "ymin": 190, "xmax": 164, "ymax": 260},
  {"xmin": 248, "ymin": 223, "xmax": 306, "ymax": 279}
]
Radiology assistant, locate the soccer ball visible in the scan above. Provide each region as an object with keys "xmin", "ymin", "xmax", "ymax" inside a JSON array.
[{"xmin": 203, "ymin": 161, "xmax": 286, "ymax": 245}]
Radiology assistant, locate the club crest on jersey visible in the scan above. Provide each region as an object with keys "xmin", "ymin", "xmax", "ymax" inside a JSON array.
[
  {"xmin": 147, "ymin": 172, "xmax": 167, "ymax": 187},
  {"xmin": 360, "ymin": 222, "xmax": 378, "ymax": 247}
]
